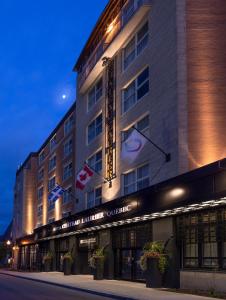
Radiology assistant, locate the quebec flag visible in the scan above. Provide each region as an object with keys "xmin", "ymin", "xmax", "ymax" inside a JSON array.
[
  {"xmin": 121, "ymin": 129, "xmax": 147, "ymax": 164},
  {"xmin": 48, "ymin": 184, "xmax": 65, "ymax": 203}
]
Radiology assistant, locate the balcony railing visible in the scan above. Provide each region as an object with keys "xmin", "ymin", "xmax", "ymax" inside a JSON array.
[{"xmin": 78, "ymin": 0, "xmax": 151, "ymax": 90}]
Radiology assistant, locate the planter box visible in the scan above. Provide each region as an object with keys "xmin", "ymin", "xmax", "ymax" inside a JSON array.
[
  {"xmin": 44, "ymin": 260, "xmax": 52, "ymax": 272},
  {"xmin": 146, "ymin": 257, "xmax": 162, "ymax": 288},
  {"xmin": 63, "ymin": 260, "xmax": 72, "ymax": 276},
  {"xmin": 93, "ymin": 257, "xmax": 104, "ymax": 280}
]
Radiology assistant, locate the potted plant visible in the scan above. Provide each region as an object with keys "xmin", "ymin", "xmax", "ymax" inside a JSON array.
[
  {"xmin": 89, "ymin": 248, "xmax": 105, "ymax": 280},
  {"xmin": 140, "ymin": 241, "xmax": 168, "ymax": 288},
  {"xmin": 43, "ymin": 251, "xmax": 53, "ymax": 272},
  {"xmin": 63, "ymin": 252, "xmax": 73, "ymax": 275}
]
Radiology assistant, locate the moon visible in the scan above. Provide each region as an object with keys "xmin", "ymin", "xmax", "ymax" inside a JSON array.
[{"xmin": 62, "ymin": 94, "xmax": 67, "ymax": 100}]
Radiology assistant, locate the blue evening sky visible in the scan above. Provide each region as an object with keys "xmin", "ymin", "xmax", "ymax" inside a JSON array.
[{"xmin": 0, "ymin": 0, "xmax": 108, "ymax": 234}]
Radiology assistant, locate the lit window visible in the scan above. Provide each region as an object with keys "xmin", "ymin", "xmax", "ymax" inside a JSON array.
[
  {"xmin": 64, "ymin": 138, "xmax": 73, "ymax": 157},
  {"xmin": 123, "ymin": 22, "xmax": 149, "ymax": 70},
  {"xmin": 87, "ymin": 187, "xmax": 102, "ymax": 209},
  {"xmin": 64, "ymin": 114, "xmax": 74, "ymax": 136},
  {"xmin": 63, "ymin": 162, "xmax": 73, "ymax": 181},
  {"xmin": 48, "ymin": 155, "xmax": 56, "ymax": 172},
  {"xmin": 123, "ymin": 164, "xmax": 149, "ymax": 195},
  {"xmin": 88, "ymin": 150, "xmax": 102, "ymax": 173},
  {"xmin": 122, "ymin": 67, "xmax": 149, "ymax": 113},
  {"xmin": 87, "ymin": 113, "xmax": 102, "ymax": 144},
  {"xmin": 88, "ymin": 78, "xmax": 103, "ymax": 111}
]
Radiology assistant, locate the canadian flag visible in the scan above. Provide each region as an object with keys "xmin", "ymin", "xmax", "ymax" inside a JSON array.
[{"xmin": 76, "ymin": 164, "xmax": 94, "ymax": 190}]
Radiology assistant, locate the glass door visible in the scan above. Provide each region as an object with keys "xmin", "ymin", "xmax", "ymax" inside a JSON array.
[{"xmin": 121, "ymin": 250, "xmax": 133, "ymax": 280}]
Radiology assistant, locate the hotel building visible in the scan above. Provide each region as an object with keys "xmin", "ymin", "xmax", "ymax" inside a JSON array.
[{"xmin": 14, "ymin": 0, "xmax": 226, "ymax": 292}]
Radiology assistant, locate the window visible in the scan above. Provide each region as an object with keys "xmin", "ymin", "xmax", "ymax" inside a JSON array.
[
  {"xmin": 87, "ymin": 113, "xmax": 102, "ymax": 144},
  {"xmin": 123, "ymin": 22, "xmax": 149, "ymax": 70},
  {"xmin": 50, "ymin": 135, "xmax": 57, "ymax": 151},
  {"xmin": 123, "ymin": 164, "xmax": 149, "ymax": 195},
  {"xmin": 48, "ymin": 201, "xmax": 55, "ymax": 211},
  {"xmin": 88, "ymin": 78, "xmax": 103, "ymax": 111},
  {"xmin": 63, "ymin": 162, "xmax": 73, "ymax": 181},
  {"xmin": 122, "ymin": 115, "xmax": 149, "ymax": 142},
  {"xmin": 48, "ymin": 218, "xmax": 55, "ymax": 224},
  {"xmin": 62, "ymin": 186, "xmax": 72, "ymax": 204},
  {"xmin": 64, "ymin": 138, "xmax": 73, "ymax": 157},
  {"xmin": 48, "ymin": 155, "xmax": 56, "ymax": 172},
  {"xmin": 122, "ymin": 67, "xmax": 149, "ymax": 113},
  {"xmin": 48, "ymin": 177, "xmax": 56, "ymax": 192},
  {"xmin": 38, "ymin": 168, "xmax": 44, "ymax": 181},
  {"xmin": 37, "ymin": 205, "xmax": 43, "ymax": 217},
  {"xmin": 39, "ymin": 151, "xmax": 45, "ymax": 165},
  {"xmin": 62, "ymin": 211, "xmax": 72, "ymax": 218},
  {"xmin": 37, "ymin": 187, "xmax": 44, "ymax": 203},
  {"xmin": 87, "ymin": 187, "xmax": 102, "ymax": 209},
  {"xmin": 88, "ymin": 150, "xmax": 102, "ymax": 173},
  {"xmin": 64, "ymin": 114, "xmax": 74, "ymax": 136}
]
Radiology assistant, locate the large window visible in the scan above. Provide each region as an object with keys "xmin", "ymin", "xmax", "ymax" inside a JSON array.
[
  {"xmin": 48, "ymin": 176, "xmax": 56, "ymax": 192},
  {"xmin": 50, "ymin": 135, "xmax": 57, "ymax": 151},
  {"xmin": 123, "ymin": 164, "xmax": 149, "ymax": 195},
  {"xmin": 87, "ymin": 150, "xmax": 102, "ymax": 173},
  {"xmin": 88, "ymin": 78, "xmax": 103, "ymax": 111},
  {"xmin": 87, "ymin": 187, "xmax": 102, "ymax": 209},
  {"xmin": 87, "ymin": 113, "xmax": 102, "ymax": 144},
  {"xmin": 62, "ymin": 186, "xmax": 72, "ymax": 204},
  {"xmin": 38, "ymin": 151, "xmax": 45, "ymax": 166},
  {"xmin": 122, "ymin": 114, "xmax": 149, "ymax": 142},
  {"xmin": 37, "ymin": 187, "xmax": 44, "ymax": 203},
  {"xmin": 63, "ymin": 162, "xmax": 73, "ymax": 181},
  {"xmin": 48, "ymin": 155, "xmax": 56, "ymax": 172},
  {"xmin": 64, "ymin": 138, "xmax": 73, "ymax": 157},
  {"xmin": 123, "ymin": 22, "xmax": 149, "ymax": 70},
  {"xmin": 64, "ymin": 114, "xmax": 74, "ymax": 136},
  {"xmin": 122, "ymin": 67, "xmax": 149, "ymax": 113},
  {"xmin": 37, "ymin": 205, "xmax": 43, "ymax": 217},
  {"xmin": 38, "ymin": 168, "xmax": 44, "ymax": 182},
  {"xmin": 177, "ymin": 210, "xmax": 226, "ymax": 270}
]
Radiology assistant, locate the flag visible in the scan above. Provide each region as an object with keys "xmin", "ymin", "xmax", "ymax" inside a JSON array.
[
  {"xmin": 76, "ymin": 164, "xmax": 94, "ymax": 190},
  {"xmin": 48, "ymin": 184, "xmax": 65, "ymax": 203},
  {"xmin": 121, "ymin": 129, "xmax": 147, "ymax": 163}
]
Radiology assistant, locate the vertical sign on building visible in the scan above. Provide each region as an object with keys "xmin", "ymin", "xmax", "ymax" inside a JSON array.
[{"xmin": 104, "ymin": 57, "xmax": 116, "ymax": 187}]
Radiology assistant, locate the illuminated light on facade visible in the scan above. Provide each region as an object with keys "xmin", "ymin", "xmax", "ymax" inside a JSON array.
[{"xmin": 167, "ymin": 187, "xmax": 186, "ymax": 199}]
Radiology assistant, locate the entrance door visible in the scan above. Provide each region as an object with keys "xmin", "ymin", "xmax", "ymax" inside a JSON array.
[
  {"xmin": 56, "ymin": 252, "xmax": 66, "ymax": 272},
  {"xmin": 118, "ymin": 249, "xmax": 145, "ymax": 281}
]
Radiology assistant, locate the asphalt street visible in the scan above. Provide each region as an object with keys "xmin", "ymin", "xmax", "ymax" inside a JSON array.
[{"xmin": 0, "ymin": 274, "xmax": 115, "ymax": 300}]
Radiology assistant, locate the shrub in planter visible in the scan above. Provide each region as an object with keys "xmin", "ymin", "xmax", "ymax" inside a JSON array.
[
  {"xmin": 140, "ymin": 241, "xmax": 168, "ymax": 288},
  {"xmin": 63, "ymin": 252, "xmax": 73, "ymax": 276},
  {"xmin": 89, "ymin": 248, "xmax": 105, "ymax": 280},
  {"xmin": 43, "ymin": 251, "xmax": 53, "ymax": 272}
]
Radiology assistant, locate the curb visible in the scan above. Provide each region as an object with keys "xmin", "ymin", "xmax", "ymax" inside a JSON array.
[{"xmin": 0, "ymin": 272, "xmax": 138, "ymax": 300}]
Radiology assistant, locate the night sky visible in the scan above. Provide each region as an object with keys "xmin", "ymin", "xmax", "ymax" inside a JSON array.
[{"xmin": 0, "ymin": 0, "xmax": 108, "ymax": 234}]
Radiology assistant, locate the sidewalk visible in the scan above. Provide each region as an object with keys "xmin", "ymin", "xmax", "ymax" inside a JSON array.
[{"xmin": 0, "ymin": 270, "xmax": 212, "ymax": 300}]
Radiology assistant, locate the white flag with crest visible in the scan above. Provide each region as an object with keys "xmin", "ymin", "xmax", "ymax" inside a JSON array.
[{"xmin": 121, "ymin": 129, "xmax": 147, "ymax": 163}]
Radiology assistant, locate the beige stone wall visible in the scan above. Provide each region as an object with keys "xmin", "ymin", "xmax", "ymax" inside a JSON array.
[{"xmin": 75, "ymin": 0, "xmax": 182, "ymax": 211}]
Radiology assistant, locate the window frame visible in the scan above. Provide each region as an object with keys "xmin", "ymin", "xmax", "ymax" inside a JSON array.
[
  {"xmin": 122, "ymin": 67, "xmax": 149, "ymax": 114},
  {"xmin": 87, "ymin": 113, "xmax": 103, "ymax": 144},
  {"xmin": 87, "ymin": 149, "xmax": 102, "ymax": 173},
  {"xmin": 87, "ymin": 77, "xmax": 103, "ymax": 112},
  {"xmin": 86, "ymin": 186, "xmax": 102, "ymax": 209},
  {"xmin": 63, "ymin": 161, "xmax": 73, "ymax": 181},
  {"xmin": 123, "ymin": 163, "xmax": 150, "ymax": 196}
]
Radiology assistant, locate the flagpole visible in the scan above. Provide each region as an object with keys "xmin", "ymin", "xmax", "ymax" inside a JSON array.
[{"xmin": 131, "ymin": 126, "xmax": 171, "ymax": 162}]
